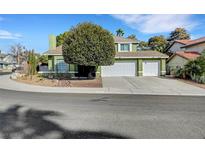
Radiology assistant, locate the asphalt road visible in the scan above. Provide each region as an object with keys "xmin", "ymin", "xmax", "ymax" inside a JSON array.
[{"xmin": 0, "ymin": 88, "xmax": 205, "ymax": 139}]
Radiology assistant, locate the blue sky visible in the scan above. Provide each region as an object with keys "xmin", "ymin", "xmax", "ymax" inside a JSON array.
[{"xmin": 0, "ymin": 14, "xmax": 205, "ymax": 53}]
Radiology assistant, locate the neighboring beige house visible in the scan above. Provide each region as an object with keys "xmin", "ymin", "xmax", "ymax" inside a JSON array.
[
  {"xmin": 165, "ymin": 40, "xmax": 192, "ymax": 53},
  {"xmin": 181, "ymin": 37, "xmax": 205, "ymax": 53},
  {"xmin": 167, "ymin": 51, "xmax": 201, "ymax": 75},
  {"xmin": 166, "ymin": 37, "xmax": 205, "ymax": 54}
]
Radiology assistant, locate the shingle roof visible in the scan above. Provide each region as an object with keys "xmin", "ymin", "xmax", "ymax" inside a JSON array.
[
  {"xmin": 175, "ymin": 51, "xmax": 201, "ymax": 60},
  {"xmin": 182, "ymin": 37, "xmax": 205, "ymax": 48},
  {"xmin": 44, "ymin": 45, "xmax": 62, "ymax": 55},
  {"xmin": 175, "ymin": 40, "xmax": 193, "ymax": 45},
  {"xmin": 113, "ymin": 36, "xmax": 138, "ymax": 43},
  {"xmin": 115, "ymin": 51, "xmax": 169, "ymax": 58},
  {"xmin": 44, "ymin": 45, "xmax": 168, "ymax": 59}
]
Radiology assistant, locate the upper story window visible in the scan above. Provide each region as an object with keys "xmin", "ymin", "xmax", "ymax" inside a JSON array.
[{"xmin": 120, "ymin": 44, "xmax": 130, "ymax": 51}]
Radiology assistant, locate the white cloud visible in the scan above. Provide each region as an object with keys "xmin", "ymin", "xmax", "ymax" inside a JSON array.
[
  {"xmin": 0, "ymin": 29, "xmax": 22, "ymax": 39},
  {"xmin": 112, "ymin": 14, "xmax": 198, "ymax": 34}
]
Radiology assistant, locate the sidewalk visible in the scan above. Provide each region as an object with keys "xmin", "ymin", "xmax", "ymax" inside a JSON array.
[
  {"xmin": 0, "ymin": 75, "xmax": 129, "ymax": 94},
  {"xmin": 1, "ymin": 74, "xmax": 205, "ymax": 96}
]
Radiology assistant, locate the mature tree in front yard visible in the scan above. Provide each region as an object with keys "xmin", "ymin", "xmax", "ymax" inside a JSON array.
[
  {"xmin": 56, "ymin": 32, "xmax": 69, "ymax": 46},
  {"xmin": 37, "ymin": 55, "xmax": 48, "ymax": 64},
  {"xmin": 62, "ymin": 22, "xmax": 115, "ymax": 78},
  {"xmin": 116, "ymin": 28, "xmax": 124, "ymax": 37},
  {"xmin": 167, "ymin": 28, "xmax": 190, "ymax": 41},
  {"xmin": 148, "ymin": 35, "xmax": 168, "ymax": 52}
]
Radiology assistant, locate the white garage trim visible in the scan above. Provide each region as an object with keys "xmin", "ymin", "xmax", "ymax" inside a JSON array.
[
  {"xmin": 101, "ymin": 61, "xmax": 136, "ymax": 77},
  {"xmin": 143, "ymin": 60, "xmax": 160, "ymax": 76}
]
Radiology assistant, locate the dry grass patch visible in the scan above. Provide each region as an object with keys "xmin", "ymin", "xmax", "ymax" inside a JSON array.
[{"xmin": 14, "ymin": 75, "xmax": 102, "ymax": 88}]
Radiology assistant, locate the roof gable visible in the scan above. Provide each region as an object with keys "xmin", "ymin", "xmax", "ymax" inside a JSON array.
[
  {"xmin": 168, "ymin": 51, "xmax": 201, "ymax": 62},
  {"xmin": 113, "ymin": 36, "xmax": 138, "ymax": 43},
  {"xmin": 182, "ymin": 37, "xmax": 205, "ymax": 48}
]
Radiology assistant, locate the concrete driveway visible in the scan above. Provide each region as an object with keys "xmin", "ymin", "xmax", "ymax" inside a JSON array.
[{"xmin": 102, "ymin": 77, "xmax": 205, "ymax": 95}]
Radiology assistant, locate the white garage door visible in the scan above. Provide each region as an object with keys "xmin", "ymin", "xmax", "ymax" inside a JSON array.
[
  {"xmin": 101, "ymin": 62, "xmax": 136, "ymax": 77},
  {"xmin": 143, "ymin": 61, "xmax": 160, "ymax": 76}
]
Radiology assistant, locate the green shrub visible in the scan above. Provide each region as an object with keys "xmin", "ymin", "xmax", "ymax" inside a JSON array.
[{"xmin": 175, "ymin": 68, "xmax": 185, "ymax": 78}]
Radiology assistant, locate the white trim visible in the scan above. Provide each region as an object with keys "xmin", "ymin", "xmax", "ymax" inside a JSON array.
[
  {"xmin": 118, "ymin": 43, "xmax": 121, "ymax": 52},
  {"xmin": 129, "ymin": 43, "xmax": 132, "ymax": 52}
]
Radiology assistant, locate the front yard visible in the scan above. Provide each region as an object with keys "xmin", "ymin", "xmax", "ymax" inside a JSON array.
[{"xmin": 14, "ymin": 75, "xmax": 102, "ymax": 88}]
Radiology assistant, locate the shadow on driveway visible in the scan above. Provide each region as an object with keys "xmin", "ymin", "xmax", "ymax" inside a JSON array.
[{"xmin": 0, "ymin": 105, "xmax": 128, "ymax": 139}]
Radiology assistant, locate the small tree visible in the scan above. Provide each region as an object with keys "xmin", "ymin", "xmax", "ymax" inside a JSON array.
[
  {"xmin": 139, "ymin": 41, "xmax": 148, "ymax": 49},
  {"xmin": 28, "ymin": 50, "xmax": 37, "ymax": 78},
  {"xmin": 148, "ymin": 35, "xmax": 168, "ymax": 52},
  {"xmin": 167, "ymin": 28, "xmax": 190, "ymax": 42},
  {"xmin": 63, "ymin": 22, "xmax": 115, "ymax": 78},
  {"xmin": 37, "ymin": 55, "xmax": 48, "ymax": 64},
  {"xmin": 10, "ymin": 43, "xmax": 26, "ymax": 65},
  {"xmin": 127, "ymin": 34, "xmax": 137, "ymax": 40}
]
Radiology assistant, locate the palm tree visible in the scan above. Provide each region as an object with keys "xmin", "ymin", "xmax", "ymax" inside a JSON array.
[{"xmin": 116, "ymin": 28, "xmax": 124, "ymax": 37}]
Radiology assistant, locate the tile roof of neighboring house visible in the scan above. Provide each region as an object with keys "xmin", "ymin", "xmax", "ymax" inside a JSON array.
[
  {"xmin": 115, "ymin": 51, "xmax": 169, "ymax": 58},
  {"xmin": 168, "ymin": 51, "xmax": 201, "ymax": 62},
  {"xmin": 165, "ymin": 38, "xmax": 205, "ymax": 52},
  {"xmin": 182, "ymin": 37, "xmax": 205, "ymax": 48},
  {"xmin": 175, "ymin": 51, "xmax": 201, "ymax": 60},
  {"xmin": 113, "ymin": 36, "xmax": 139, "ymax": 43},
  {"xmin": 175, "ymin": 40, "xmax": 193, "ymax": 45}
]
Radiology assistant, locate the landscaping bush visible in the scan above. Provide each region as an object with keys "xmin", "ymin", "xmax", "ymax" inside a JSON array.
[
  {"xmin": 175, "ymin": 68, "xmax": 185, "ymax": 78},
  {"xmin": 179, "ymin": 54, "xmax": 205, "ymax": 84}
]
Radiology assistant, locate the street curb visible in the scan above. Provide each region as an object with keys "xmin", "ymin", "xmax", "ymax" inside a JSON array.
[{"xmin": 0, "ymin": 74, "xmax": 205, "ymax": 96}]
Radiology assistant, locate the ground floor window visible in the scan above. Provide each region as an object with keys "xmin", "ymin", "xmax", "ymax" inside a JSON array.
[{"xmin": 56, "ymin": 59, "xmax": 69, "ymax": 73}]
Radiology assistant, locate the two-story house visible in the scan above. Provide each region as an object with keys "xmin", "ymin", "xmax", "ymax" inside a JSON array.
[
  {"xmin": 44, "ymin": 35, "xmax": 168, "ymax": 77},
  {"xmin": 167, "ymin": 37, "xmax": 205, "ymax": 74},
  {"xmin": 166, "ymin": 37, "xmax": 205, "ymax": 54}
]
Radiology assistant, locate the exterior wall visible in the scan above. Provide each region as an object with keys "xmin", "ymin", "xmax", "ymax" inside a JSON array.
[
  {"xmin": 160, "ymin": 59, "xmax": 166, "ymax": 75},
  {"xmin": 48, "ymin": 56, "xmax": 54, "ymax": 71},
  {"xmin": 167, "ymin": 55, "xmax": 188, "ymax": 75},
  {"xmin": 183, "ymin": 42, "xmax": 205, "ymax": 53},
  {"xmin": 47, "ymin": 55, "xmax": 166, "ymax": 77},
  {"xmin": 137, "ymin": 59, "xmax": 143, "ymax": 76},
  {"xmin": 47, "ymin": 55, "xmax": 78, "ymax": 74},
  {"xmin": 115, "ymin": 44, "xmax": 118, "ymax": 52},
  {"xmin": 132, "ymin": 43, "xmax": 138, "ymax": 52},
  {"xmin": 169, "ymin": 42, "xmax": 185, "ymax": 53}
]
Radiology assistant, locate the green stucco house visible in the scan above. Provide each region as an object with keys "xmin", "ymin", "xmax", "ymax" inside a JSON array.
[{"xmin": 44, "ymin": 35, "xmax": 168, "ymax": 77}]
